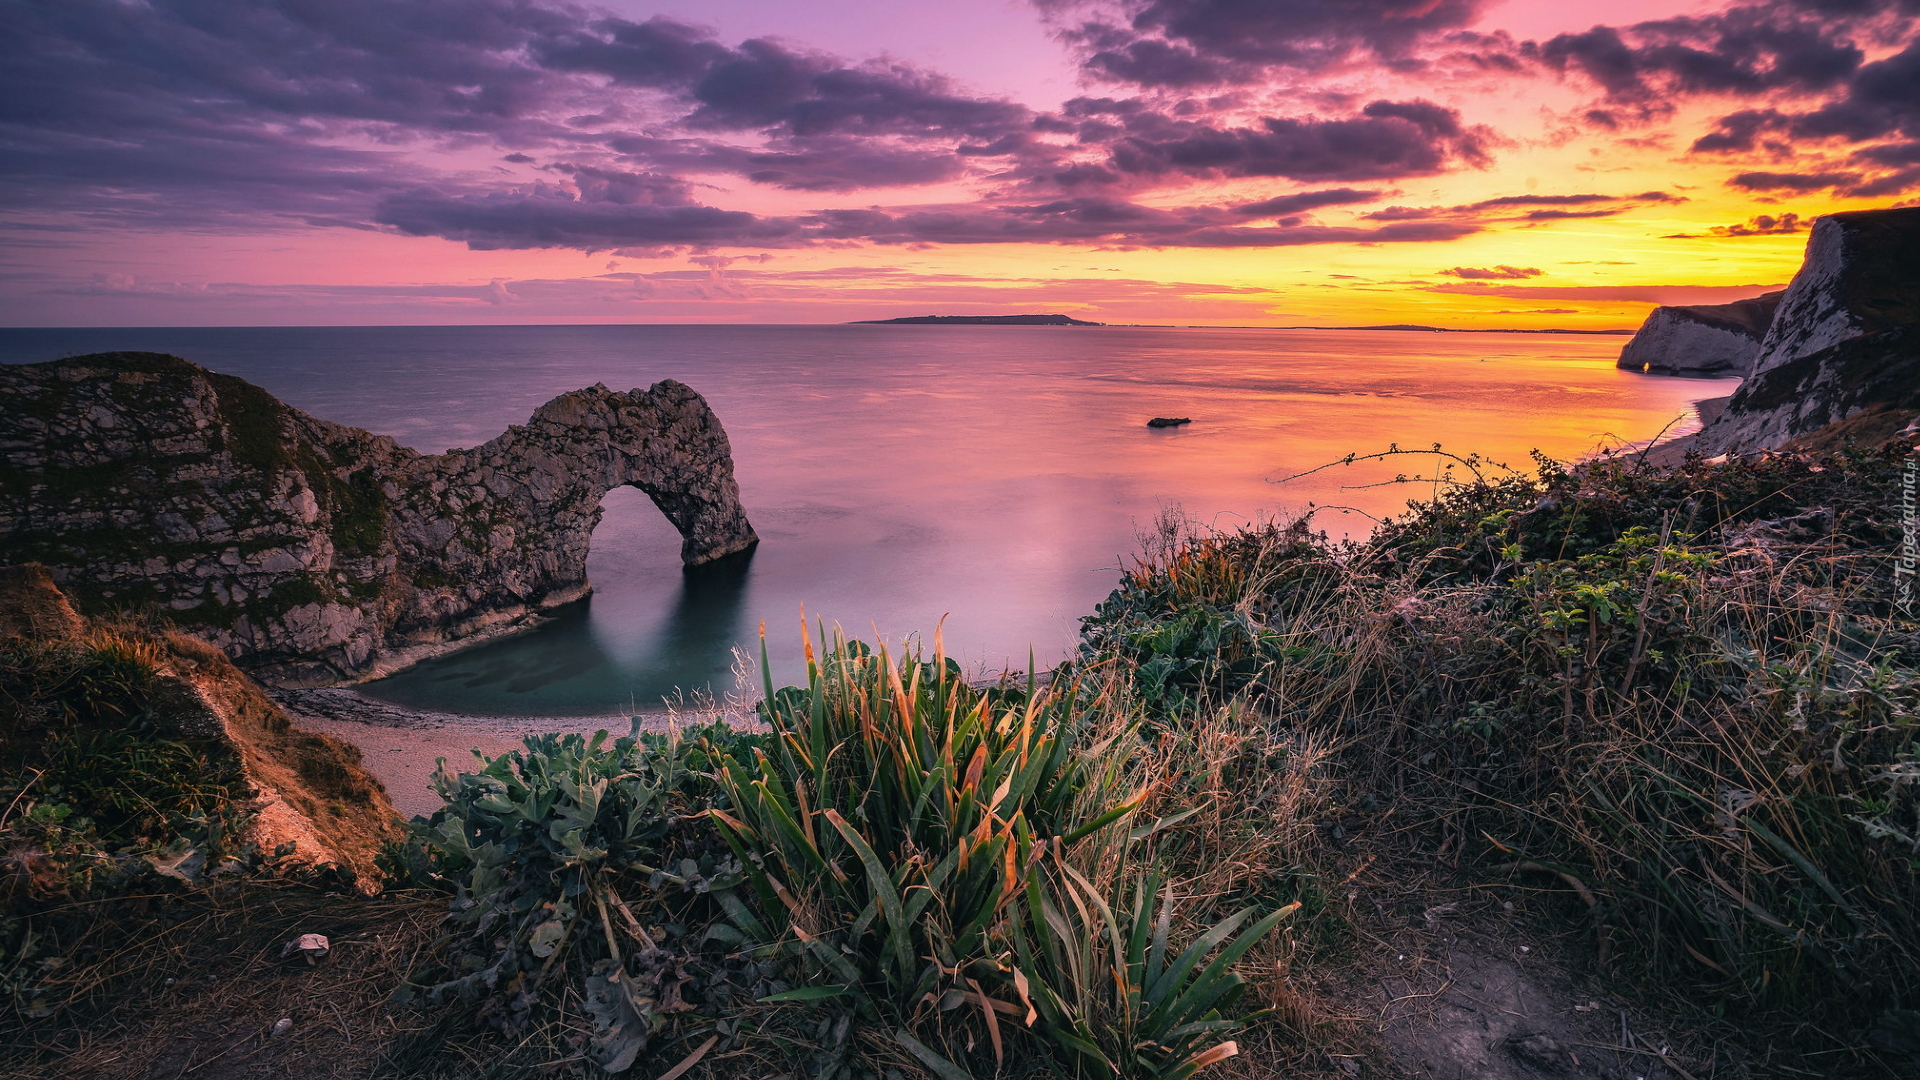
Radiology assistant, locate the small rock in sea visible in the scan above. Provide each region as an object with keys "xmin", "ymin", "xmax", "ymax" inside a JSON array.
[{"xmin": 1146, "ymin": 417, "xmax": 1192, "ymax": 428}]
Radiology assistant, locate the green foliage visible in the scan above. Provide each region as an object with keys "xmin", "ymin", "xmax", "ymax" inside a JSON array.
[
  {"xmin": 704, "ymin": 627, "xmax": 1288, "ymax": 1079},
  {"xmin": 710, "ymin": 630, "xmax": 1117, "ymax": 1046},
  {"xmin": 398, "ymin": 720, "xmax": 762, "ymax": 1070},
  {"xmin": 0, "ymin": 630, "xmax": 259, "ymax": 1022},
  {"xmin": 0, "ymin": 636, "xmax": 251, "ymax": 886},
  {"xmin": 205, "ymin": 370, "xmax": 294, "ymax": 476},
  {"xmin": 400, "ymin": 634, "xmax": 1294, "ymax": 1078},
  {"xmin": 1079, "ymin": 522, "xmax": 1331, "ymax": 721},
  {"xmin": 322, "ymin": 463, "xmax": 389, "ymax": 558},
  {"xmin": 1013, "ymin": 867, "xmax": 1296, "ymax": 1080}
]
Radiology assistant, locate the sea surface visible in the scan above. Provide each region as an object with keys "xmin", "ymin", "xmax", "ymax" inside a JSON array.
[{"xmin": 1, "ymin": 325, "xmax": 1736, "ymax": 717}]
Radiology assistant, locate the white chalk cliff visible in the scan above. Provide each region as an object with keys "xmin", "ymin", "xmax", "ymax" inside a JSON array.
[
  {"xmin": 1616, "ymin": 292, "xmax": 1782, "ymax": 376},
  {"xmin": 1687, "ymin": 207, "xmax": 1920, "ymax": 452}
]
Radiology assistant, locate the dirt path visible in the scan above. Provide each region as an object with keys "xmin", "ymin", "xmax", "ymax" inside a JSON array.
[
  {"xmin": 1364, "ymin": 932, "xmax": 1683, "ymax": 1080},
  {"xmin": 1282, "ymin": 868, "xmax": 1719, "ymax": 1080}
]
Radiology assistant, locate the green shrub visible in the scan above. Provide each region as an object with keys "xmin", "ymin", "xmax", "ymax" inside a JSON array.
[
  {"xmin": 0, "ymin": 636, "xmax": 252, "ymax": 891},
  {"xmin": 399, "ymin": 632, "xmax": 1296, "ymax": 1079},
  {"xmin": 398, "ymin": 720, "xmax": 762, "ymax": 1071},
  {"xmin": 707, "ymin": 627, "xmax": 1293, "ymax": 1079},
  {"xmin": 1079, "ymin": 521, "xmax": 1331, "ymax": 722},
  {"xmin": 1079, "ymin": 443, "xmax": 1920, "ymax": 1043},
  {"xmin": 0, "ymin": 632, "xmax": 258, "ymax": 1022}
]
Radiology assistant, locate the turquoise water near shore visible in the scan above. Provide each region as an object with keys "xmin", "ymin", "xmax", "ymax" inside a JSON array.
[{"xmin": 0, "ymin": 325, "xmax": 1735, "ymax": 715}]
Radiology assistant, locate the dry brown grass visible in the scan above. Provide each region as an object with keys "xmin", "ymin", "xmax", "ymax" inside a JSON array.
[
  {"xmin": 1074, "ymin": 446, "xmax": 1920, "ymax": 1077},
  {"xmin": 1, "ymin": 882, "xmax": 444, "ymax": 1080}
]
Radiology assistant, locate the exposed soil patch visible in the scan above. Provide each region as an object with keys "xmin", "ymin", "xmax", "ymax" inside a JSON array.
[{"xmin": 1366, "ymin": 931, "xmax": 1680, "ymax": 1080}]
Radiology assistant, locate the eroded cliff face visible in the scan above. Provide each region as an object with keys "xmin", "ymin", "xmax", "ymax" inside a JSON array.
[
  {"xmin": 1749, "ymin": 209, "xmax": 1919, "ymax": 377},
  {"xmin": 1694, "ymin": 208, "xmax": 1920, "ymax": 453},
  {"xmin": 0, "ymin": 564, "xmax": 403, "ymax": 885},
  {"xmin": 1616, "ymin": 292, "xmax": 1782, "ymax": 376},
  {"xmin": 0, "ymin": 353, "xmax": 757, "ymax": 684}
]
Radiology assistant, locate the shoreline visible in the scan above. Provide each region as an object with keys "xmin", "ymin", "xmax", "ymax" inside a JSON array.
[
  {"xmin": 275, "ymin": 666, "xmax": 1047, "ymax": 818},
  {"xmin": 272, "ymin": 688, "xmax": 756, "ymax": 818}
]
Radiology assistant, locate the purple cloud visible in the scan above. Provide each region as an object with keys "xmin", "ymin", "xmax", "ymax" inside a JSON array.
[
  {"xmin": 1530, "ymin": 3, "xmax": 1920, "ymax": 196},
  {"xmin": 14, "ymin": 0, "xmax": 1854, "ymax": 263},
  {"xmin": 1662, "ymin": 212, "xmax": 1807, "ymax": 238},
  {"xmin": 369, "ymin": 187, "xmax": 1481, "ymax": 251},
  {"xmin": 1231, "ymin": 188, "xmax": 1384, "ymax": 218},
  {"xmin": 1533, "ymin": 2, "xmax": 1878, "ymax": 106},
  {"xmin": 0, "ymin": 1, "xmax": 1035, "ymax": 230},
  {"xmin": 1040, "ymin": 0, "xmax": 1493, "ymax": 86},
  {"xmin": 1728, "ymin": 170, "xmax": 1865, "ymax": 192},
  {"xmin": 1439, "ymin": 265, "xmax": 1543, "ymax": 280},
  {"xmin": 1105, "ymin": 100, "xmax": 1490, "ymax": 182},
  {"xmin": 375, "ymin": 188, "xmax": 803, "ymax": 250},
  {"xmin": 1360, "ymin": 191, "xmax": 1684, "ymax": 225}
]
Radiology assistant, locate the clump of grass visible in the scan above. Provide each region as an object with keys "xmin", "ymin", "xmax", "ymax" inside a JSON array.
[
  {"xmin": 712, "ymin": 626, "xmax": 1296, "ymax": 1079},
  {"xmin": 396, "ymin": 626, "xmax": 1298, "ymax": 1079},
  {"xmin": 1075, "ymin": 441, "xmax": 1920, "ymax": 1065}
]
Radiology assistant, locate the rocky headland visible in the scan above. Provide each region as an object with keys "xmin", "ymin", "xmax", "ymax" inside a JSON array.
[
  {"xmin": 1615, "ymin": 290, "xmax": 1783, "ymax": 376},
  {"xmin": 1622, "ymin": 205, "xmax": 1920, "ymax": 452},
  {"xmin": 0, "ymin": 353, "xmax": 757, "ymax": 685}
]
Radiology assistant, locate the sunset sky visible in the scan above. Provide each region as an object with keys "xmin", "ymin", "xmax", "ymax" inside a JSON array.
[{"xmin": 4, "ymin": 0, "xmax": 1917, "ymax": 327}]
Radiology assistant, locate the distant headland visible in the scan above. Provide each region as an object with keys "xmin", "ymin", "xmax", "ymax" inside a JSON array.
[{"xmin": 852, "ymin": 313, "xmax": 1104, "ymax": 326}]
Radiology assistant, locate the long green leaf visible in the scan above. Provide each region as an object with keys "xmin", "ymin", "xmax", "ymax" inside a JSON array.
[
  {"xmin": 825, "ymin": 809, "xmax": 915, "ymax": 983},
  {"xmin": 760, "ymin": 984, "xmax": 850, "ymax": 1002},
  {"xmin": 1149, "ymin": 903, "xmax": 1297, "ymax": 1036},
  {"xmin": 1063, "ymin": 790, "xmax": 1146, "ymax": 843},
  {"xmin": 752, "ymin": 778, "xmax": 829, "ymax": 875},
  {"xmin": 894, "ymin": 1030, "xmax": 973, "ymax": 1080},
  {"xmin": 1145, "ymin": 908, "xmax": 1254, "ymax": 1008}
]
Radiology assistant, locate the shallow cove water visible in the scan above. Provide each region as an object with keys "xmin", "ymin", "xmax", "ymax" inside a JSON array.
[{"xmin": 1, "ymin": 325, "xmax": 1735, "ymax": 717}]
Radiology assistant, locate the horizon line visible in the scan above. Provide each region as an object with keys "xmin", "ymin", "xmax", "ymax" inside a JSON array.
[{"xmin": 0, "ymin": 321, "xmax": 1642, "ymax": 334}]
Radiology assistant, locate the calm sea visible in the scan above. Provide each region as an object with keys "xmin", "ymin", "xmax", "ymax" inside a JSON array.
[{"xmin": 0, "ymin": 325, "xmax": 1735, "ymax": 716}]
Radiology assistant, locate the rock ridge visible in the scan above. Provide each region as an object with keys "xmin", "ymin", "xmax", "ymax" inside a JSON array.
[
  {"xmin": 0, "ymin": 563, "xmax": 403, "ymax": 884},
  {"xmin": 0, "ymin": 352, "xmax": 758, "ymax": 685}
]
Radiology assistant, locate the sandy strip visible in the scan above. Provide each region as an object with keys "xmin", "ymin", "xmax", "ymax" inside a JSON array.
[
  {"xmin": 273, "ymin": 659, "xmax": 1043, "ymax": 819},
  {"xmin": 270, "ymin": 688, "xmax": 754, "ymax": 819}
]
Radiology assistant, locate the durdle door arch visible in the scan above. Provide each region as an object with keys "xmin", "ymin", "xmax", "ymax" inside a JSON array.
[{"xmin": 0, "ymin": 354, "xmax": 758, "ymax": 686}]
